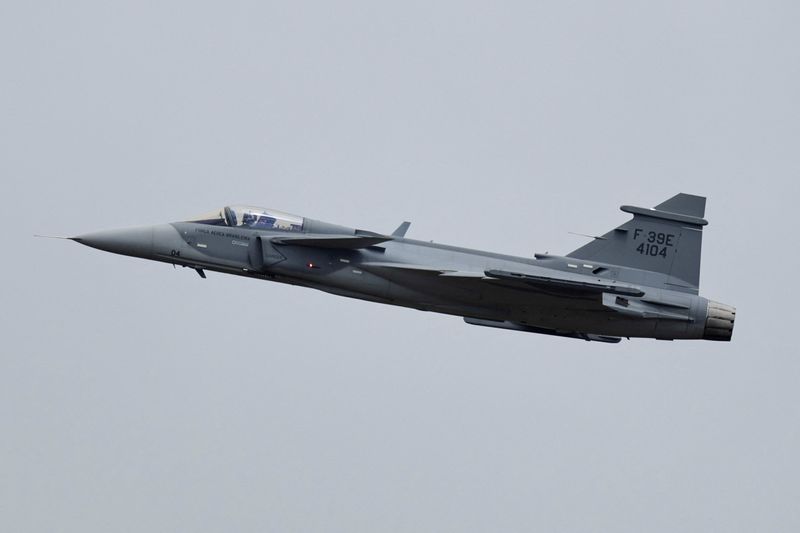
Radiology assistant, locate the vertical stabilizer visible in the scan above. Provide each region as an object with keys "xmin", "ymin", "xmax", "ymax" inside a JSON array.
[{"xmin": 567, "ymin": 193, "xmax": 708, "ymax": 289}]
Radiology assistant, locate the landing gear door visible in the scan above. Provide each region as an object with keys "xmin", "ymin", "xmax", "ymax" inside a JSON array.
[{"xmin": 248, "ymin": 235, "xmax": 286, "ymax": 271}]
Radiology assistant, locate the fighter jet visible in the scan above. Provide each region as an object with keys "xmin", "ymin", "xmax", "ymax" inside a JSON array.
[{"xmin": 55, "ymin": 193, "xmax": 734, "ymax": 343}]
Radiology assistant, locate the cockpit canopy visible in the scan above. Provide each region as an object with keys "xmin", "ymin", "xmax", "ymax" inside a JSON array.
[{"xmin": 187, "ymin": 205, "xmax": 305, "ymax": 232}]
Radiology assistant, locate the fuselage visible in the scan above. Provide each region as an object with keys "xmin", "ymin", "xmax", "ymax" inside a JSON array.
[{"xmin": 74, "ymin": 214, "xmax": 726, "ymax": 342}]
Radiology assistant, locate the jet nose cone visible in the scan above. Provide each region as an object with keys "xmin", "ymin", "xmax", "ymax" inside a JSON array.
[{"xmin": 73, "ymin": 226, "xmax": 155, "ymax": 259}]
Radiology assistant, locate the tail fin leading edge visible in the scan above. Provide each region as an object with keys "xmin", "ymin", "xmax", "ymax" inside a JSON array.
[{"xmin": 567, "ymin": 193, "xmax": 708, "ymax": 289}]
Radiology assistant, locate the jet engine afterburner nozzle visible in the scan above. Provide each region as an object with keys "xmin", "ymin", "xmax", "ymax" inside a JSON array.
[{"xmin": 703, "ymin": 300, "xmax": 736, "ymax": 341}]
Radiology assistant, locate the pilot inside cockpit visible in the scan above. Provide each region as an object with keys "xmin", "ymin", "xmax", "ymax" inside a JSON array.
[
  {"xmin": 253, "ymin": 214, "xmax": 277, "ymax": 229},
  {"xmin": 186, "ymin": 205, "xmax": 305, "ymax": 232},
  {"xmin": 242, "ymin": 212, "xmax": 278, "ymax": 228}
]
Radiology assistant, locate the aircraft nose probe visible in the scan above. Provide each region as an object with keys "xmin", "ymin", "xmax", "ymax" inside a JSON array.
[{"xmin": 37, "ymin": 226, "xmax": 157, "ymax": 259}]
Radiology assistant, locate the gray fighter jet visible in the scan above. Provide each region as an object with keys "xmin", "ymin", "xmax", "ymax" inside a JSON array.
[{"xmin": 58, "ymin": 193, "xmax": 735, "ymax": 343}]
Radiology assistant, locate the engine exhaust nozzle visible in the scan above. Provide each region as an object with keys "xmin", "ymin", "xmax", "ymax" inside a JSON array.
[{"xmin": 704, "ymin": 301, "xmax": 736, "ymax": 341}]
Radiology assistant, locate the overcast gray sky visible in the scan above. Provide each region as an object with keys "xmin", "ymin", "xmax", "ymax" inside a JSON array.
[{"xmin": 2, "ymin": 1, "xmax": 799, "ymax": 531}]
